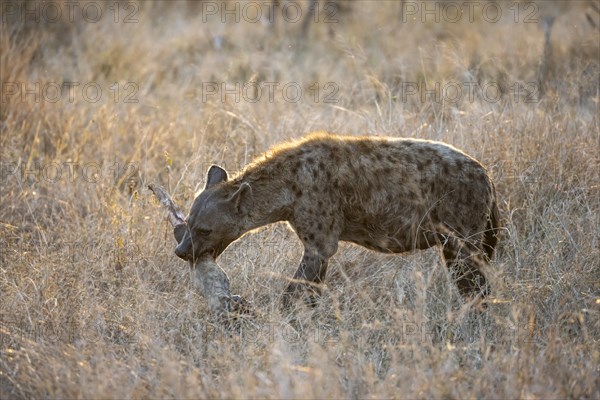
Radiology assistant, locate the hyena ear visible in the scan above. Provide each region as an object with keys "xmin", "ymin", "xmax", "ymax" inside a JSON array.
[
  {"xmin": 173, "ymin": 224, "xmax": 187, "ymax": 244},
  {"xmin": 228, "ymin": 182, "xmax": 252, "ymax": 213},
  {"xmin": 205, "ymin": 165, "xmax": 228, "ymax": 189}
]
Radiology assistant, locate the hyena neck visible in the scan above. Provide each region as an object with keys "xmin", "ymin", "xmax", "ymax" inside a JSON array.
[{"xmin": 234, "ymin": 178, "xmax": 292, "ymax": 233}]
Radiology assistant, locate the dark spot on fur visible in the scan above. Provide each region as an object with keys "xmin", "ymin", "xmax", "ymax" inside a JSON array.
[
  {"xmin": 307, "ymin": 157, "xmax": 315, "ymax": 164},
  {"xmin": 330, "ymin": 151, "xmax": 339, "ymax": 163},
  {"xmin": 319, "ymin": 143, "xmax": 332, "ymax": 152},
  {"xmin": 291, "ymin": 183, "xmax": 303, "ymax": 197},
  {"xmin": 317, "ymin": 223, "xmax": 323, "ymax": 231},
  {"xmin": 424, "ymin": 148, "xmax": 437, "ymax": 157},
  {"xmin": 292, "ymin": 160, "xmax": 302, "ymax": 174},
  {"xmin": 419, "ymin": 159, "xmax": 432, "ymax": 173},
  {"xmin": 309, "ymin": 233, "xmax": 315, "ymax": 241},
  {"xmin": 356, "ymin": 141, "xmax": 373, "ymax": 153},
  {"xmin": 430, "ymin": 208, "xmax": 439, "ymax": 222}
]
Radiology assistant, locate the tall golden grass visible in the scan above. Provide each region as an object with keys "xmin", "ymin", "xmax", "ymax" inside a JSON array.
[{"xmin": 1, "ymin": 1, "xmax": 599, "ymax": 398}]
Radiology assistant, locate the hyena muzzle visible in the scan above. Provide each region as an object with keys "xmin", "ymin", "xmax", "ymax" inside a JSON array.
[{"xmin": 175, "ymin": 132, "xmax": 500, "ymax": 309}]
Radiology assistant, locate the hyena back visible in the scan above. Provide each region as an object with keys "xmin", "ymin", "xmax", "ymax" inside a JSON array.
[{"xmin": 175, "ymin": 132, "xmax": 500, "ymax": 307}]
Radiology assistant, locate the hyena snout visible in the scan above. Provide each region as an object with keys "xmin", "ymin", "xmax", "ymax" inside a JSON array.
[{"xmin": 174, "ymin": 231, "xmax": 193, "ymax": 260}]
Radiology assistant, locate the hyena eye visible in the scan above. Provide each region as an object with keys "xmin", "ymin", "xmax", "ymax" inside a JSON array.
[{"xmin": 197, "ymin": 228, "xmax": 212, "ymax": 236}]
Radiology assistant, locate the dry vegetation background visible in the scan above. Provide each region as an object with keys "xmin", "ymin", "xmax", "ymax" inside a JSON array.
[{"xmin": 1, "ymin": 0, "xmax": 599, "ymax": 398}]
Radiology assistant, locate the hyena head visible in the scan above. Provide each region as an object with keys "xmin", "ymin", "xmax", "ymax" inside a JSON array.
[{"xmin": 174, "ymin": 165, "xmax": 252, "ymax": 261}]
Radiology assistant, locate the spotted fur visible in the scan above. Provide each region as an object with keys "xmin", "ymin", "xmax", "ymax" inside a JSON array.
[{"xmin": 175, "ymin": 132, "xmax": 500, "ymax": 307}]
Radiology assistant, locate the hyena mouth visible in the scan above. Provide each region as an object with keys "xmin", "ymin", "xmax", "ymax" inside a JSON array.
[
  {"xmin": 196, "ymin": 248, "xmax": 217, "ymax": 259},
  {"xmin": 209, "ymin": 249, "xmax": 217, "ymax": 258},
  {"xmin": 207, "ymin": 245, "xmax": 228, "ymax": 259}
]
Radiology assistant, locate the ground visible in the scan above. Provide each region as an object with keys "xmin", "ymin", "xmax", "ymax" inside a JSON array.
[{"xmin": 1, "ymin": 1, "xmax": 599, "ymax": 398}]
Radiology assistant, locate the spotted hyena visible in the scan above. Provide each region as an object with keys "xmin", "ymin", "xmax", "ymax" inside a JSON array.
[{"xmin": 175, "ymin": 132, "xmax": 500, "ymax": 308}]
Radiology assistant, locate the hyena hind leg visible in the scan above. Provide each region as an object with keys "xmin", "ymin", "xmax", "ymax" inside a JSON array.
[{"xmin": 440, "ymin": 235, "xmax": 490, "ymax": 301}]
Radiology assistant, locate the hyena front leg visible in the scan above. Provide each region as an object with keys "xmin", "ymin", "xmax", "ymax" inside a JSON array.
[
  {"xmin": 282, "ymin": 246, "xmax": 330, "ymax": 309},
  {"xmin": 282, "ymin": 212, "xmax": 340, "ymax": 310},
  {"xmin": 440, "ymin": 235, "xmax": 490, "ymax": 301}
]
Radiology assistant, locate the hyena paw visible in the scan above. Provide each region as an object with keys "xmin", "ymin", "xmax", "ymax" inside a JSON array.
[
  {"xmin": 281, "ymin": 282, "xmax": 321, "ymax": 310},
  {"xmin": 228, "ymin": 294, "xmax": 254, "ymax": 315}
]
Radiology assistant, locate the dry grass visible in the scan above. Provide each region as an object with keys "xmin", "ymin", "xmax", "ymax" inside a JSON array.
[{"xmin": 1, "ymin": 1, "xmax": 599, "ymax": 398}]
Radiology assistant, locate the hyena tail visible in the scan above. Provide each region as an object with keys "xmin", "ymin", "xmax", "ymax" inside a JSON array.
[{"xmin": 482, "ymin": 193, "xmax": 500, "ymax": 261}]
